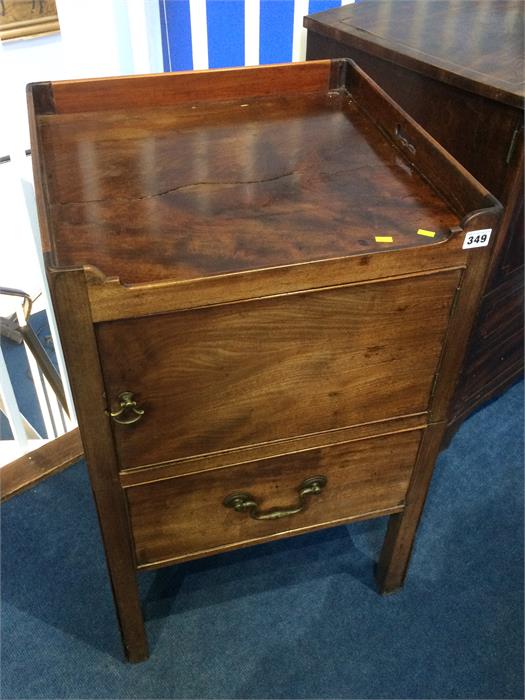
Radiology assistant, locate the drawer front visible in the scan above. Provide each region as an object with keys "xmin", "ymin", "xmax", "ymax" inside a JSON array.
[
  {"xmin": 127, "ymin": 429, "xmax": 423, "ymax": 568},
  {"xmin": 97, "ymin": 270, "xmax": 460, "ymax": 467}
]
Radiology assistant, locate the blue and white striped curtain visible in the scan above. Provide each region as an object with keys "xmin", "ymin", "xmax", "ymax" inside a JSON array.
[{"xmin": 159, "ymin": 0, "xmax": 356, "ymax": 72}]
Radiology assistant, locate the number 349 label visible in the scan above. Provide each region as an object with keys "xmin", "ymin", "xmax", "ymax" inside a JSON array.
[{"xmin": 463, "ymin": 228, "xmax": 492, "ymax": 250}]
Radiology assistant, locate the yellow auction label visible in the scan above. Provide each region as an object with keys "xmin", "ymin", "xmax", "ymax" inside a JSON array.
[
  {"xmin": 375, "ymin": 236, "xmax": 394, "ymax": 243},
  {"xmin": 416, "ymin": 229, "xmax": 436, "ymax": 238}
]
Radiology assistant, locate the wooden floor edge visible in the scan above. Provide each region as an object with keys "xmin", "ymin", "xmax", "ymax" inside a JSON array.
[{"xmin": 0, "ymin": 428, "xmax": 84, "ymax": 503}]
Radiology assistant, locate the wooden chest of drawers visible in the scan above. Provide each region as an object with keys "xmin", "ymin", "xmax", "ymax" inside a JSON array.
[
  {"xmin": 28, "ymin": 60, "xmax": 501, "ymax": 662},
  {"xmin": 304, "ymin": 0, "xmax": 524, "ymax": 440}
]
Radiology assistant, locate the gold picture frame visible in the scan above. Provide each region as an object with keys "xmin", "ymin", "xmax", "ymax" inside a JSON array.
[{"xmin": 0, "ymin": 0, "xmax": 60, "ymax": 41}]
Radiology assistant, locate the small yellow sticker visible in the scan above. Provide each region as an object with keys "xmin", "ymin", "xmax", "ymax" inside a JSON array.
[
  {"xmin": 375, "ymin": 236, "xmax": 394, "ymax": 243},
  {"xmin": 417, "ymin": 229, "xmax": 436, "ymax": 238}
]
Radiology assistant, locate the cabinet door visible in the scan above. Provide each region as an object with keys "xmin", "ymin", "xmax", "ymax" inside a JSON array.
[{"xmin": 96, "ymin": 269, "xmax": 461, "ymax": 468}]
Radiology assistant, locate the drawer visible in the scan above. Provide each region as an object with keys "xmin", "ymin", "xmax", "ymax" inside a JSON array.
[
  {"xmin": 97, "ymin": 270, "xmax": 460, "ymax": 468},
  {"xmin": 126, "ymin": 429, "xmax": 423, "ymax": 568}
]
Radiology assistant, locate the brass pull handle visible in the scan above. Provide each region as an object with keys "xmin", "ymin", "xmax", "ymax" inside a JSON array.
[
  {"xmin": 108, "ymin": 391, "xmax": 145, "ymax": 425},
  {"xmin": 223, "ymin": 476, "xmax": 327, "ymax": 521}
]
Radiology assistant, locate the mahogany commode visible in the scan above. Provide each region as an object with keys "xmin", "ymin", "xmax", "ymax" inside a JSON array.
[{"xmin": 28, "ymin": 60, "xmax": 502, "ymax": 661}]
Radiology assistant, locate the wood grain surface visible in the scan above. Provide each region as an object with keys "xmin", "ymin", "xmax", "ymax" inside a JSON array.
[
  {"xmin": 0, "ymin": 429, "xmax": 83, "ymax": 503},
  {"xmin": 127, "ymin": 429, "xmax": 423, "ymax": 569},
  {"xmin": 39, "ymin": 91, "xmax": 458, "ymax": 284},
  {"xmin": 307, "ymin": 35, "xmax": 522, "ymax": 207},
  {"xmin": 97, "ymin": 270, "xmax": 461, "ymax": 468},
  {"xmin": 27, "ymin": 58, "xmax": 505, "ymax": 662},
  {"xmin": 305, "ymin": 5, "xmax": 522, "ymax": 442},
  {"xmin": 50, "ymin": 62, "xmax": 332, "ymax": 114},
  {"xmin": 119, "ymin": 414, "xmax": 427, "ymax": 487},
  {"xmin": 376, "ymin": 421, "xmax": 447, "ymax": 592},
  {"xmin": 48, "ymin": 270, "xmax": 148, "ymax": 662},
  {"xmin": 304, "ymin": 0, "xmax": 524, "ymax": 107}
]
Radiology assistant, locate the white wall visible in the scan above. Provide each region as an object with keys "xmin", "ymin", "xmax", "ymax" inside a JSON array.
[
  {"xmin": 0, "ymin": 0, "xmax": 163, "ymax": 311},
  {"xmin": 0, "ymin": 0, "xmax": 163, "ymax": 156}
]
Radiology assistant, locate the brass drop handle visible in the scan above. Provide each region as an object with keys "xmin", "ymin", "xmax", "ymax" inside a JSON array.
[
  {"xmin": 223, "ymin": 476, "xmax": 327, "ymax": 521},
  {"xmin": 108, "ymin": 391, "xmax": 145, "ymax": 425}
]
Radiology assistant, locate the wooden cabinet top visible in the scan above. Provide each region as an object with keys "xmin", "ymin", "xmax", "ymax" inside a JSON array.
[
  {"xmin": 28, "ymin": 60, "xmax": 498, "ymax": 287},
  {"xmin": 304, "ymin": 0, "xmax": 524, "ymax": 109}
]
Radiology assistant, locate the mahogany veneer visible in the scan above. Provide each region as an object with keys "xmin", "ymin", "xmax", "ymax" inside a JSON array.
[
  {"xmin": 304, "ymin": 0, "xmax": 524, "ymax": 438},
  {"xmin": 28, "ymin": 60, "xmax": 502, "ymax": 662}
]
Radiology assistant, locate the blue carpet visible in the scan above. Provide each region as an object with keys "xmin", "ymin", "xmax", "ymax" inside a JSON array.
[{"xmin": 1, "ymin": 382, "xmax": 523, "ymax": 699}]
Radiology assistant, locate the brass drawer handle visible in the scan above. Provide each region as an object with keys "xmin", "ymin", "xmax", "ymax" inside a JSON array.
[
  {"xmin": 108, "ymin": 391, "xmax": 145, "ymax": 425},
  {"xmin": 223, "ymin": 475, "xmax": 327, "ymax": 521}
]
